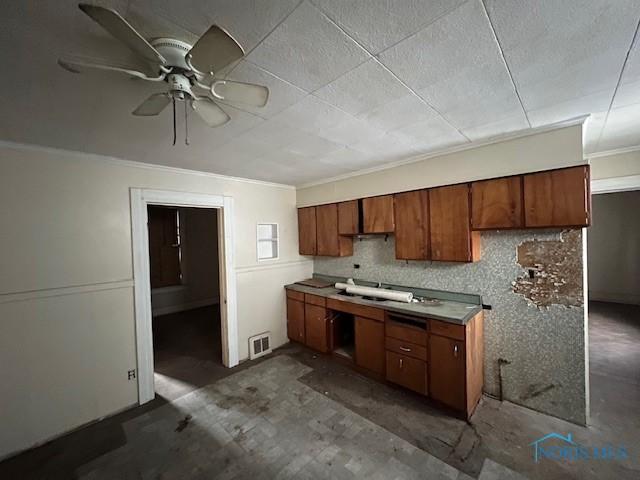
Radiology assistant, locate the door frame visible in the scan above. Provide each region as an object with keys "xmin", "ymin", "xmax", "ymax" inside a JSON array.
[{"xmin": 130, "ymin": 188, "xmax": 238, "ymax": 405}]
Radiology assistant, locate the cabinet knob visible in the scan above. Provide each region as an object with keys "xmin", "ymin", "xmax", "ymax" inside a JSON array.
[
  {"xmin": 399, "ymin": 358, "xmax": 403, "ymax": 368},
  {"xmin": 453, "ymin": 345, "xmax": 459, "ymax": 357}
]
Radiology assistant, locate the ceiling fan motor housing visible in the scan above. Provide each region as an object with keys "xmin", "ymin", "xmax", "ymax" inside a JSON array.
[
  {"xmin": 151, "ymin": 38, "xmax": 192, "ymax": 70},
  {"xmin": 167, "ymin": 74, "xmax": 193, "ymax": 100}
]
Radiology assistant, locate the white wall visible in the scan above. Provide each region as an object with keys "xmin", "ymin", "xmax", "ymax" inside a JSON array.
[
  {"xmin": 589, "ymin": 149, "xmax": 640, "ymax": 180},
  {"xmin": 297, "ymin": 124, "xmax": 584, "ymax": 206},
  {"xmin": 588, "ymin": 190, "xmax": 640, "ymax": 305},
  {"xmin": 0, "ymin": 142, "xmax": 312, "ymax": 458},
  {"xmin": 151, "ymin": 208, "xmax": 220, "ymax": 316}
]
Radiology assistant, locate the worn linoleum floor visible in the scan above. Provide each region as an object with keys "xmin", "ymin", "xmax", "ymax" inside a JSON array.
[{"xmin": 1, "ymin": 301, "xmax": 639, "ymax": 479}]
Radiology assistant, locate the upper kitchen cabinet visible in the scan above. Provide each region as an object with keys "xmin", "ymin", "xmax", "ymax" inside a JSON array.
[
  {"xmin": 429, "ymin": 184, "xmax": 480, "ymax": 262},
  {"xmin": 316, "ymin": 203, "xmax": 353, "ymax": 257},
  {"xmin": 362, "ymin": 195, "xmax": 395, "ymax": 233},
  {"xmin": 297, "ymin": 207, "xmax": 317, "ymax": 255},
  {"xmin": 338, "ymin": 200, "xmax": 360, "ymax": 235},
  {"xmin": 394, "ymin": 190, "xmax": 430, "ymax": 260},
  {"xmin": 471, "ymin": 176, "xmax": 523, "ymax": 230},
  {"xmin": 523, "ymin": 166, "xmax": 590, "ymax": 228}
]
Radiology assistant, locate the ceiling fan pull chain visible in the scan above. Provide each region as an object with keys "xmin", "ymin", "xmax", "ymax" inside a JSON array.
[
  {"xmin": 172, "ymin": 97, "xmax": 177, "ymax": 146},
  {"xmin": 184, "ymin": 99, "xmax": 189, "ymax": 145}
]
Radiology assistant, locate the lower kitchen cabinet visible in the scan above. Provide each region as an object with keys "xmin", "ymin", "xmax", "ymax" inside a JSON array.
[
  {"xmin": 305, "ymin": 304, "xmax": 329, "ymax": 353},
  {"xmin": 386, "ymin": 351, "xmax": 427, "ymax": 395},
  {"xmin": 286, "ymin": 297, "xmax": 305, "ymax": 343},
  {"xmin": 355, "ymin": 316, "xmax": 385, "ymax": 375},
  {"xmin": 429, "ymin": 334, "xmax": 466, "ymax": 411}
]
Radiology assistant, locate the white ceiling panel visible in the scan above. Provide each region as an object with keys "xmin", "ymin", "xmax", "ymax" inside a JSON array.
[
  {"xmin": 311, "ymin": 0, "xmax": 467, "ymax": 54},
  {"xmin": 613, "ymin": 37, "xmax": 640, "ymax": 109},
  {"xmin": 485, "ymin": 0, "xmax": 640, "ymax": 125},
  {"xmin": 3, "ymin": 0, "xmax": 640, "ymax": 186},
  {"xmin": 224, "ymin": 61, "xmax": 307, "ymax": 118},
  {"xmin": 247, "ymin": 2, "xmax": 369, "ymax": 91},
  {"xmin": 378, "ymin": 0, "xmax": 528, "ymax": 134},
  {"xmin": 596, "ymin": 103, "xmax": 640, "ymax": 152},
  {"xmin": 314, "ymin": 59, "xmax": 413, "ymax": 116}
]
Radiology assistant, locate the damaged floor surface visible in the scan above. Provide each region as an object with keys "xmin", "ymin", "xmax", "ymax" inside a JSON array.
[{"xmin": 1, "ymin": 301, "xmax": 639, "ymax": 479}]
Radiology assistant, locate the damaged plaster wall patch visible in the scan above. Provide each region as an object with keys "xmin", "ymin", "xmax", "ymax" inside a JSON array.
[{"xmin": 514, "ymin": 230, "xmax": 583, "ymax": 308}]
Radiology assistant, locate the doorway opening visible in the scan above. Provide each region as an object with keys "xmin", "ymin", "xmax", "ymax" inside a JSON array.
[
  {"xmin": 148, "ymin": 206, "xmax": 223, "ymax": 401},
  {"xmin": 587, "ymin": 190, "xmax": 640, "ymax": 430}
]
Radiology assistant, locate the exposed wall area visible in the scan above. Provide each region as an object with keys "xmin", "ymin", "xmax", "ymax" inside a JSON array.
[
  {"xmin": 588, "ymin": 190, "xmax": 640, "ymax": 305},
  {"xmin": 314, "ymin": 232, "xmax": 588, "ymax": 425},
  {"xmin": 151, "ymin": 208, "xmax": 221, "ymax": 316},
  {"xmin": 0, "ymin": 143, "xmax": 312, "ymax": 459}
]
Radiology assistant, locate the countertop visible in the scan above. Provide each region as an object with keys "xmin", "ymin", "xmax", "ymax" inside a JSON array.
[{"xmin": 285, "ymin": 283, "xmax": 482, "ymax": 325}]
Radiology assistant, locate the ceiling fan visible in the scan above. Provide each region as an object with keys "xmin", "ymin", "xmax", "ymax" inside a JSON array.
[{"xmin": 59, "ymin": 3, "xmax": 269, "ymax": 144}]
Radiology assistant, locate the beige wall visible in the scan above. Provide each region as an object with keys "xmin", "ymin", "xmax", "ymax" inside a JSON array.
[
  {"xmin": 0, "ymin": 143, "xmax": 312, "ymax": 458},
  {"xmin": 588, "ymin": 191, "xmax": 640, "ymax": 305},
  {"xmin": 297, "ymin": 124, "xmax": 584, "ymax": 206},
  {"xmin": 589, "ymin": 149, "xmax": 640, "ymax": 180}
]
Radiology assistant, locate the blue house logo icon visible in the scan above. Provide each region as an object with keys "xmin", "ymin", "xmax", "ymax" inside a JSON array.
[
  {"xmin": 530, "ymin": 432, "xmax": 628, "ymax": 463},
  {"xmin": 530, "ymin": 433, "xmax": 575, "ymax": 463}
]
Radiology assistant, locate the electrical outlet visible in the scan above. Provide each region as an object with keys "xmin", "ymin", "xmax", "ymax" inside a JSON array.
[{"xmin": 128, "ymin": 369, "xmax": 136, "ymax": 380}]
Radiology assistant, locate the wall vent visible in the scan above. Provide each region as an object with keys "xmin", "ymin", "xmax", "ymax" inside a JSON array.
[{"xmin": 249, "ymin": 332, "xmax": 272, "ymax": 360}]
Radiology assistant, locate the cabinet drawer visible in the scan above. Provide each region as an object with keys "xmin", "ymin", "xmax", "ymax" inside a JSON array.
[
  {"xmin": 326, "ymin": 298, "xmax": 384, "ymax": 322},
  {"xmin": 386, "ymin": 351, "xmax": 427, "ymax": 395},
  {"xmin": 286, "ymin": 289, "xmax": 305, "ymax": 302},
  {"xmin": 385, "ymin": 321, "xmax": 427, "ymax": 346},
  {"xmin": 430, "ymin": 320, "xmax": 465, "ymax": 341},
  {"xmin": 385, "ymin": 337, "xmax": 427, "ymax": 361},
  {"xmin": 305, "ymin": 293, "xmax": 326, "ymax": 307}
]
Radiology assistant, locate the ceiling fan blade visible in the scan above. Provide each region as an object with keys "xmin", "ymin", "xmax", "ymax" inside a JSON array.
[
  {"xmin": 187, "ymin": 25, "xmax": 244, "ymax": 74},
  {"xmin": 58, "ymin": 55, "xmax": 162, "ymax": 80},
  {"xmin": 132, "ymin": 93, "xmax": 172, "ymax": 116},
  {"xmin": 211, "ymin": 80, "xmax": 269, "ymax": 107},
  {"xmin": 78, "ymin": 3, "xmax": 166, "ymax": 65},
  {"xmin": 191, "ymin": 98, "xmax": 230, "ymax": 127}
]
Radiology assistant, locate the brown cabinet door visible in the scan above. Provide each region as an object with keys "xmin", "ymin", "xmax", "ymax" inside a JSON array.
[
  {"xmin": 385, "ymin": 351, "xmax": 427, "ymax": 395},
  {"xmin": 297, "ymin": 207, "xmax": 317, "ymax": 255},
  {"xmin": 286, "ymin": 298, "xmax": 305, "ymax": 343},
  {"xmin": 394, "ymin": 190, "xmax": 429, "ymax": 260},
  {"xmin": 363, "ymin": 195, "xmax": 395, "ymax": 233},
  {"xmin": 317, "ymin": 203, "xmax": 353, "ymax": 257},
  {"xmin": 305, "ymin": 304, "xmax": 329, "ymax": 352},
  {"xmin": 355, "ymin": 316, "xmax": 385, "ymax": 375},
  {"xmin": 429, "ymin": 334, "xmax": 466, "ymax": 411},
  {"xmin": 524, "ymin": 166, "xmax": 590, "ymax": 227},
  {"xmin": 338, "ymin": 200, "xmax": 359, "ymax": 235},
  {"xmin": 429, "ymin": 184, "xmax": 479, "ymax": 262},
  {"xmin": 471, "ymin": 176, "xmax": 523, "ymax": 229}
]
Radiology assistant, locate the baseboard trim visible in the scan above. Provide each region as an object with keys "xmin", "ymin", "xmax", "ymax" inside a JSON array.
[{"xmin": 152, "ymin": 297, "xmax": 219, "ymax": 317}]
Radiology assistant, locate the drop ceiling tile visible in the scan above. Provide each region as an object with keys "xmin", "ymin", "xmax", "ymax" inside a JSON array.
[
  {"xmin": 484, "ymin": 0, "xmax": 640, "ymax": 122},
  {"xmin": 317, "ymin": 115, "xmax": 386, "ymax": 146},
  {"xmin": 224, "ymin": 61, "xmax": 308, "ymax": 118},
  {"xmin": 317, "ymin": 146, "xmax": 371, "ymax": 168},
  {"xmin": 526, "ymin": 89, "xmax": 612, "ymax": 127},
  {"xmin": 314, "ymin": 59, "xmax": 413, "ymax": 116},
  {"xmin": 597, "ymin": 103, "xmax": 640, "ymax": 152},
  {"xmin": 274, "ymin": 95, "xmax": 354, "ymax": 136},
  {"xmin": 392, "ymin": 116, "xmax": 468, "ymax": 151},
  {"xmin": 247, "ymin": 2, "xmax": 370, "ymax": 91},
  {"xmin": 282, "ymin": 131, "xmax": 343, "ymax": 158},
  {"xmin": 350, "ymin": 133, "xmax": 419, "ymax": 163},
  {"xmin": 378, "ymin": 0, "xmax": 528, "ymax": 133},
  {"xmin": 311, "ymin": 0, "xmax": 467, "ymax": 54},
  {"xmin": 613, "ymin": 38, "xmax": 640, "ymax": 108},
  {"xmin": 359, "ymin": 93, "xmax": 443, "ymax": 133}
]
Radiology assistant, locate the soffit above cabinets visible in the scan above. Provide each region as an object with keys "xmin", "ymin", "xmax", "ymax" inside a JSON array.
[{"xmin": 2, "ymin": 0, "xmax": 640, "ymax": 185}]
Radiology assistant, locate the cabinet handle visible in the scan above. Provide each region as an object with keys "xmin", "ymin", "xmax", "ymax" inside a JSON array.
[
  {"xmin": 399, "ymin": 358, "xmax": 403, "ymax": 368},
  {"xmin": 453, "ymin": 345, "xmax": 459, "ymax": 358},
  {"xmin": 399, "ymin": 346, "xmax": 411, "ymax": 352}
]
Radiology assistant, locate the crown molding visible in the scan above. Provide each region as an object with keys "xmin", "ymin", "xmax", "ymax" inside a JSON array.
[
  {"xmin": 296, "ymin": 116, "xmax": 588, "ymax": 189},
  {"xmin": 584, "ymin": 144, "xmax": 640, "ymax": 159},
  {"xmin": 0, "ymin": 140, "xmax": 296, "ymax": 190}
]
